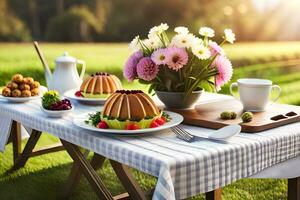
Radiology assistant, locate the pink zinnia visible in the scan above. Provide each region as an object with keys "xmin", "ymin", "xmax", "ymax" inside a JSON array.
[
  {"xmin": 209, "ymin": 41, "xmax": 224, "ymax": 56},
  {"xmin": 151, "ymin": 48, "xmax": 168, "ymax": 65},
  {"xmin": 165, "ymin": 47, "xmax": 188, "ymax": 71},
  {"xmin": 212, "ymin": 55, "xmax": 233, "ymax": 91},
  {"xmin": 123, "ymin": 50, "xmax": 143, "ymax": 82},
  {"xmin": 136, "ymin": 57, "xmax": 159, "ymax": 81}
]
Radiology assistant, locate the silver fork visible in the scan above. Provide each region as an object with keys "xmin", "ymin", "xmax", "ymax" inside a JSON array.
[{"xmin": 171, "ymin": 125, "xmax": 195, "ymax": 142}]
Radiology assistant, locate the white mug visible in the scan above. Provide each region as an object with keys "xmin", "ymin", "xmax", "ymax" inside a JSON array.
[{"xmin": 230, "ymin": 78, "xmax": 281, "ymax": 112}]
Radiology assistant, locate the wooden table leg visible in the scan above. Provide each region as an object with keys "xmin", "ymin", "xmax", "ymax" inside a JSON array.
[
  {"xmin": 11, "ymin": 129, "xmax": 42, "ymax": 171},
  {"xmin": 10, "ymin": 121, "xmax": 22, "ymax": 164},
  {"xmin": 288, "ymin": 177, "xmax": 300, "ymax": 200},
  {"xmin": 8, "ymin": 122, "xmax": 65, "ymax": 171},
  {"xmin": 110, "ymin": 159, "xmax": 147, "ymax": 200},
  {"xmin": 205, "ymin": 188, "xmax": 222, "ymax": 200},
  {"xmin": 60, "ymin": 139, "xmax": 114, "ymax": 200},
  {"xmin": 62, "ymin": 152, "xmax": 106, "ymax": 198}
]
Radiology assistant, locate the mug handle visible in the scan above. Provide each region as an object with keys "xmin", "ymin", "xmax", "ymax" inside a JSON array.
[
  {"xmin": 230, "ymin": 82, "xmax": 239, "ymax": 98},
  {"xmin": 77, "ymin": 60, "xmax": 86, "ymax": 80},
  {"xmin": 271, "ymin": 85, "xmax": 281, "ymax": 103}
]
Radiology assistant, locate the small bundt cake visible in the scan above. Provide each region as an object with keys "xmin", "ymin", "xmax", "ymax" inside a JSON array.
[
  {"xmin": 101, "ymin": 90, "xmax": 162, "ymax": 129},
  {"xmin": 79, "ymin": 72, "xmax": 122, "ymax": 98}
]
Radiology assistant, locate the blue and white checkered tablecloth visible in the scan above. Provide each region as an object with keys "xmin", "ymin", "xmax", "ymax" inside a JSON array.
[{"xmin": 0, "ymin": 93, "xmax": 300, "ymax": 200}]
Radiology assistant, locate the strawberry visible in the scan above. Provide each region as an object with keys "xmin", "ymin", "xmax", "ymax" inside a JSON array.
[
  {"xmin": 97, "ymin": 121, "xmax": 108, "ymax": 129},
  {"xmin": 75, "ymin": 91, "xmax": 83, "ymax": 97},
  {"xmin": 126, "ymin": 124, "xmax": 140, "ymax": 130},
  {"xmin": 155, "ymin": 117, "xmax": 166, "ymax": 125},
  {"xmin": 150, "ymin": 120, "xmax": 160, "ymax": 128}
]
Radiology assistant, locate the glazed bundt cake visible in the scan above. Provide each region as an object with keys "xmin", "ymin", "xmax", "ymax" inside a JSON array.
[
  {"xmin": 101, "ymin": 90, "xmax": 162, "ymax": 129},
  {"xmin": 79, "ymin": 72, "xmax": 122, "ymax": 98}
]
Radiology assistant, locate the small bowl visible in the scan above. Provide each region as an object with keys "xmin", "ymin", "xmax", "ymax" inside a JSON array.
[{"xmin": 41, "ymin": 106, "xmax": 74, "ymax": 118}]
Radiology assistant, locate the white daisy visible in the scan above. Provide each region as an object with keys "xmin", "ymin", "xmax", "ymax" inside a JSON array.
[
  {"xmin": 170, "ymin": 33, "xmax": 194, "ymax": 48},
  {"xmin": 148, "ymin": 23, "xmax": 169, "ymax": 38},
  {"xmin": 143, "ymin": 37, "xmax": 162, "ymax": 50},
  {"xmin": 192, "ymin": 44, "xmax": 211, "ymax": 60},
  {"xmin": 129, "ymin": 36, "xmax": 141, "ymax": 52},
  {"xmin": 193, "ymin": 36, "xmax": 203, "ymax": 45},
  {"xmin": 174, "ymin": 26, "xmax": 189, "ymax": 35},
  {"xmin": 224, "ymin": 29, "xmax": 236, "ymax": 43},
  {"xmin": 199, "ymin": 27, "xmax": 215, "ymax": 37}
]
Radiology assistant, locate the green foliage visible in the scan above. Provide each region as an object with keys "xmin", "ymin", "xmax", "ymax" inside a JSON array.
[
  {"xmin": 85, "ymin": 111, "xmax": 102, "ymax": 127},
  {"xmin": 41, "ymin": 90, "xmax": 60, "ymax": 109},
  {"xmin": 0, "ymin": 0, "xmax": 31, "ymax": 41},
  {"xmin": 46, "ymin": 5, "xmax": 102, "ymax": 42}
]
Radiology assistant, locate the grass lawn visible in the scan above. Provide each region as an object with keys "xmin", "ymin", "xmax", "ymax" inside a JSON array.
[{"xmin": 1, "ymin": 42, "xmax": 300, "ymax": 199}]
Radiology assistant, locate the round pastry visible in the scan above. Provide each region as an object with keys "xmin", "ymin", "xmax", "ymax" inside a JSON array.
[
  {"xmin": 2, "ymin": 87, "xmax": 11, "ymax": 97},
  {"xmin": 12, "ymin": 89, "xmax": 22, "ymax": 97},
  {"xmin": 12, "ymin": 74, "xmax": 23, "ymax": 83},
  {"xmin": 79, "ymin": 72, "xmax": 122, "ymax": 98},
  {"xmin": 21, "ymin": 90, "xmax": 31, "ymax": 97},
  {"xmin": 101, "ymin": 90, "xmax": 161, "ymax": 129},
  {"xmin": 30, "ymin": 81, "xmax": 40, "ymax": 89},
  {"xmin": 19, "ymin": 84, "xmax": 31, "ymax": 91},
  {"xmin": 7, "ymin": 81, "xmax": 18, "ymax": 90},
  {"xmin": 23, "ymin": 77, "xmax": 34, "ymax": 85},
  {"xmin": 31, "ymin": 88, "xmax": 40, "ymax": 96}
]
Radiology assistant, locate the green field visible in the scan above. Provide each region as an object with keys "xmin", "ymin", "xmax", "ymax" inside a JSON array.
[{"xmin": 1, "ymin": 42, "xmax": 300, "ymax": 199}]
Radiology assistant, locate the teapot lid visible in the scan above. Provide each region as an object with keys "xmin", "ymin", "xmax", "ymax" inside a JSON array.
[{"xmin": 55, "ymin": 52, "xmax": 76, "ymax": 63}]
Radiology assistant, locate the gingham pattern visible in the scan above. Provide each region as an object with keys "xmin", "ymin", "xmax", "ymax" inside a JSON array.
[{"xmin": 0, "ymin": 94, "xmax": 300, "ymax": 200}]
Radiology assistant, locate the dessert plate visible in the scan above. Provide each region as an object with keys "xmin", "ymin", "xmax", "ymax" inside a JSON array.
[
  {"xmin": 0, "ymin": 86, "xmax": 47, "ymax": 103},
  {"xmin": 64, "ymin": 89, "xmax": 107, "ymax": 105},
  {"xmin": 73, "ymin": 111, "xmax": 184, "ymax": 135}
]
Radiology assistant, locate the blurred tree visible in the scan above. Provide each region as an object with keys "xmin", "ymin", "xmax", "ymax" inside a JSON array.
[
  {"xmin": 0, "ymin": 0, "xmax": 31, "ymax": 41},
  {"xmin": 28, "ymin": 0, "xmax": 41, "ymax": 38},
  {"xmin": 46, "ymin": 5, "xmax": 102, "ymax": 41}
]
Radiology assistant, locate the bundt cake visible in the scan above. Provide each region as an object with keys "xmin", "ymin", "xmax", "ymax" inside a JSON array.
[
  {"xmin": 79, "ymin": 72, "xmax": 122, "ymax": 98},
  {"xmin": 101, "ymin": 90, "xmax": 162, "ymax": 129}
]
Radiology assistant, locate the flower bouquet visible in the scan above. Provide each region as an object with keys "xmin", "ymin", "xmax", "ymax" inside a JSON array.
[{"xmin": 124, "ymin": 23, "xmax": 235, "ymax": 108}]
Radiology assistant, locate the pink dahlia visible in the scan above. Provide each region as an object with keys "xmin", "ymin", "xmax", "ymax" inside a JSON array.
[
  {"xmin": 123, "ymin": 50, "xmax": 143, "ymax": 82},
  {"xmin": 151, "ymin": 48, "xmax": 168, "ymax": 65},
  {"xmin": 212, "ymin": 55, "xmax": 233, "ymax": 91},
  {"xmin": 136, "ymin": 57, "xmax": 159, "ymax": 81},
  {"xmin": 165, "ymin": 47, "xmax": 188, "ymax": 71},
  {"xmin": 209, "ymin": 41, "xmax": 224, "ymax": 56}
]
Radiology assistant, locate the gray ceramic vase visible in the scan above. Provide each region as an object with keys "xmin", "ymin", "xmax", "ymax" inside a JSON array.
[{"xmin": 155, "ymin": 90, "xmax": 203, "ymax": 109}]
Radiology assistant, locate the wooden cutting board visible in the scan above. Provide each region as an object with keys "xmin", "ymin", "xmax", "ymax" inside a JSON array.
[{"xmin": 169, "ymin": 99, "xmax": 300, "ymax": 133}]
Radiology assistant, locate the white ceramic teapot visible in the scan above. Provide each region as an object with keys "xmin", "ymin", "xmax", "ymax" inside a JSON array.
[{"xmin": 45, "ymin": 52, "xmax": 86, "ymax": 95}]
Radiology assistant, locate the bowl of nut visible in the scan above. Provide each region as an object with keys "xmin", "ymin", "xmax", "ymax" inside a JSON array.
[{"xmin": 0, "ymin": 74, "xmax": 45, "ymax": 103}]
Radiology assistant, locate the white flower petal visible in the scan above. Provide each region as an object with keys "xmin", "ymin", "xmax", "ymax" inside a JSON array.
[
  {"xmin": 129, "ymin": 36, "xmax": 140, "ymax": 52},
  {"xmin": 170, "ymin": 33, "xmax": 195, "ymax": 48},
  {"xmin": 224, "ymin": 29, "xmax": 236, "ymax": 43},
  {"xmin": 192, "ymin": 44, "xmax": 211, "ymax": 60},
  {"xmin": 199, "ymin": 27, "xmax": 215, "ymax": 37},
  {"xmin": 174, "ymin": 26, "xmax": 189, "ymax": 35}
]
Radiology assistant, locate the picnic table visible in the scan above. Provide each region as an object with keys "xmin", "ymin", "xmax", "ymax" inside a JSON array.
[{"xmin": 1, "ymin": 92, "xmax": 300, "ymax": 200}]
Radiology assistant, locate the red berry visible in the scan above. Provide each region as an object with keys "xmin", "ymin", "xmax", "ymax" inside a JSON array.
[
  {"xmin": 126, "ymin": 124, "xmax": 140, "ymax": 130},
  {"xmin": 97, "ymin": 121, "xmax": 108, "ymax": 129},
  {"xmin": 155, "ymin": 117, "xmax": 166, "ymax": 125},
  {"xmin": 150, "ymin": 121, "xmax": 160, "ymax": 128},
  {"xmin": 75, "ymin": 91, "xmax": 83, "ymax": 97}
]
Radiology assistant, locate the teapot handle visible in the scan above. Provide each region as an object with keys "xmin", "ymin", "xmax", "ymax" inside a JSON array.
[{"xmin": 77, "ymin": 60, "xmax": 86, "ymax": 80}]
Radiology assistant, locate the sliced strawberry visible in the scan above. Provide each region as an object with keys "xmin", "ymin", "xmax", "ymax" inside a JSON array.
[
  {"xmin": 155, "ymin": 117, "xmax": 166, "ymax": 125},
  {"xmin": 126, "ymin": 124, "xmax": 140, "ymax": 130},
  {"xmin": 97, "ymin": 121, "xmax": 108, "ymax": 129},
  {"xmin": 161, "ymin": 116, "xmax": 168, "ymax": 122},
  {"xmin": 150, "ymin": 121, "xmax": 160, "ymax": 128},
  {"xmin": 75, "ymin": 91, "xmax": 83, "ymax": 97}
]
